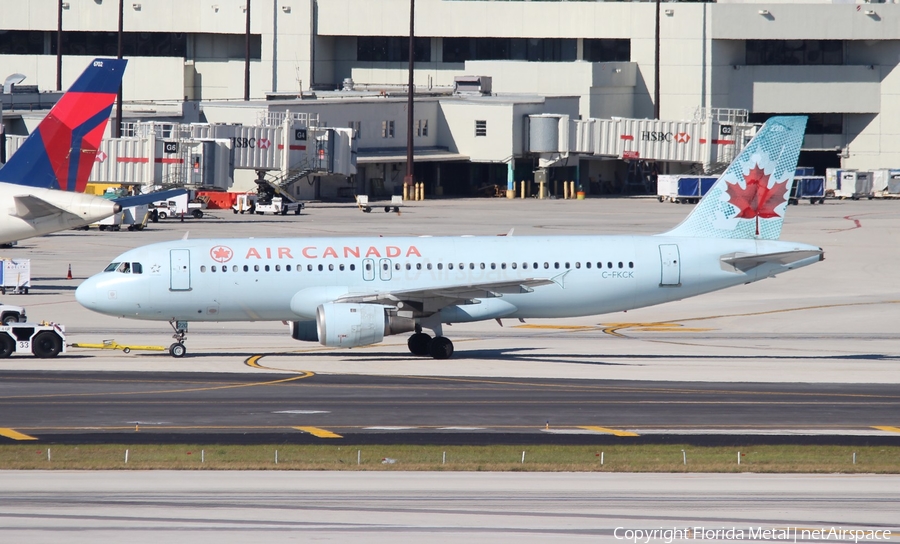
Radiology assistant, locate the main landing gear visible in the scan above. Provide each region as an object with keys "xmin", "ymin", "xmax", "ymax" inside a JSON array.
[
  {"xmin": 168, "ymin": 320, "xmax": 188, "ymax": 358},
  {"xmin": 407, "ymin": 327, "xmax": 454, "ymax": 360}
]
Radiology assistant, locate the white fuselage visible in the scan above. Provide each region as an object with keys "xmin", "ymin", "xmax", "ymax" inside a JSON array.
[
  {"xmin": 75, "ymin": 235, "xmax": 822, "ymax": 323},
  {"xmin": 0, "ymin": 183, "xmax": 119, "ymax": 245}
]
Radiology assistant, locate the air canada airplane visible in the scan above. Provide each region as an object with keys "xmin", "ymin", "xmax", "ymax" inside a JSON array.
[
  {"xmin": 76, "ymin": 116, "xmax": 822, "ymax": 359},
  {"xmin": 0, "ymin": 58, "xmax": 148, "ymax": 245}
]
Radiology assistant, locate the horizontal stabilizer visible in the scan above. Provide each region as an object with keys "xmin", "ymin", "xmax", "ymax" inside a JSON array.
[
  {"xmin": 721, "ymin": 249, "xmax": 823, "ymax": 272},
  {"xmin": 114, "ymin": 188, "xmax": 187, "ymax": 208},
  {"xmin": 13, "ymin": 195, "xmax": 68, "ymax": 221}
]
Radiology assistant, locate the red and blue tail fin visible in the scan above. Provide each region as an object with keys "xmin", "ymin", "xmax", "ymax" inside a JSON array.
[{"xmin": 0, "ymin": 58, "xmax": 127, "ymax": 192}]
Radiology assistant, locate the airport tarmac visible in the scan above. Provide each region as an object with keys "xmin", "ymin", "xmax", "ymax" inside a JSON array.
[
  {"xmin": 2, "ymin": 471, "xmax": 898, "ymax": 543},
  {"xmin": 3, "ymin": 197, "xmax": 899, "ymax": 384}
]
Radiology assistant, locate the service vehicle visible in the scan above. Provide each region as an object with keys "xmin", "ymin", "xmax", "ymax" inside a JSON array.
[
  {"xmin": 0, "ymin": 322, "xmax": 66, "ymax": 358},
  {"xmin": 0, "ymin": 302, "xmax": 27, "ymax": 324},
  {"xmin": 232, "ymin": 193, "xmax": 303, "ymax": 215},
  {"xmin": 152, "ymin": 193, "xmax": 207, "ymax": 219}
]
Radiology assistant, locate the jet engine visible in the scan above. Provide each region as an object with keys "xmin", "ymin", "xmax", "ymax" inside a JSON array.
[{"xmin": 311, "ymin": 303, "xmax": 415, "ymax": 348}]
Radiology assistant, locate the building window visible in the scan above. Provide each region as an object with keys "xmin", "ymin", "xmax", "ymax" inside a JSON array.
[
  {"xmin": 0, "ymin": 31, "xmax": 45, "ymax": 55},
  {"xmin": 749, "ymin": 112, "xmax": 842, "ymax": 135},
  {"xmin": 382, "ymin": 120, "xmax": 395, "ymax": 138},
  {"xmin": 357, "ymin": 36, "xmax": 431, "ymax": 62},
  {"xmin": 746, "ymin": 40, "xmax": 842, "ymax": 66},
  {"xmin": 584, "ymin": 39, "xmax": 630, "ymax": 62},
  {"xmin": 442, "ymin": 37, "xmax": 576, "ymax": 63},
  {"xmin": 416, "ymin": 119, "xmax": 428, "ymax": 137},
  {"xmin": 475, "ymin": 120, "xmax": 487, "ymax": 137},
  {"xmin": 349, "ymin": 121, "xmax": 361, "ymax": 140}
]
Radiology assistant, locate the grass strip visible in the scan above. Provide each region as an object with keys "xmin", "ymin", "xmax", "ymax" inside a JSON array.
[{"xmin": 1, "ymin": 444, "xmax": 899, "ymax": 472}]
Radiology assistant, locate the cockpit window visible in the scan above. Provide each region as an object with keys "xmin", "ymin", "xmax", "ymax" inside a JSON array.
[
  {"xmin": 117, "ymin": 263, "xmax": 131, "ymax": 273},
  {"xmin": 104, "ymin": 262, "xmax": 120, "ymax": 272},
  {"xmin": 132, "ymin": 263, "xmax": 143, "ymax": 274}
]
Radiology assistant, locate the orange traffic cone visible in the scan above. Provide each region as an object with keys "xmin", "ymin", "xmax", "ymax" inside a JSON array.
[{"xmin": 66, "ymin": 264, "xmax": 73, "ymax": 280}]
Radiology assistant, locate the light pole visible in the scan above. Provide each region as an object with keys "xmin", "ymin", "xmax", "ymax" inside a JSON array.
[{"xmin": 404, "ymin": 0, "xmax": 415, "ymax": 189}]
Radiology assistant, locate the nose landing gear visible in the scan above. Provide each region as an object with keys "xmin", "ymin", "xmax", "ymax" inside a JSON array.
[{"xmin": 168, "ymin": 320, "xmax": 188, "ymax": 357}]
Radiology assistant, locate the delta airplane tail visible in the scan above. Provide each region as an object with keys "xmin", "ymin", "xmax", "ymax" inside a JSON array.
[
  {"xmin": 0, "ymin": 58, "xmax": 127, "ymax": 193},
  {"xmin": 663, "ymin": 116, "xmax": 807, "ymax": 241}
]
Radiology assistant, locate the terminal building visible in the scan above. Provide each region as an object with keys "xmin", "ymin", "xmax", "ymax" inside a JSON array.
[{"xmin": 2, "ymin": 0, "xmax": 898, "ymax": 197}]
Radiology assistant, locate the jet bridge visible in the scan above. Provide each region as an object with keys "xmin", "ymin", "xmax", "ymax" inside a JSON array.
[{"xmin": 528, "ymin": 108, "xmax": 755, "ymax": 172}]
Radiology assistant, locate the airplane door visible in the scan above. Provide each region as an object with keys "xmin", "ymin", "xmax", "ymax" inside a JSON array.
[
  {"xmin": 379, "ymin": 258, "xmax": 392, "ymax": 281},
  {"xmin": 659, "ymin": 244, "xmax": 681, "ymax": 287},
  {"xmin": 362, "ymin": 258, "xmax": 375, "ymax": 281},
  {"xmin": 170, "ymin": 249, "xmax": 192, "ymax": 291}
]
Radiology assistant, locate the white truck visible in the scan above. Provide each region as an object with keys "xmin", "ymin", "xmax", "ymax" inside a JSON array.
[
  {"xmin": 0, "ymin": 322, "xmax": 66, "ymax": 358},
  {"xmin": 152, "ymin": 193, "xmax": 207, "ymax": 219},
  {"xmin": 0, "ymin": 302, "xmax": 27, "ymax": 324},
  {"xmin": 233, "ymin": 194, "xmax": 303, "ymax": 215}
]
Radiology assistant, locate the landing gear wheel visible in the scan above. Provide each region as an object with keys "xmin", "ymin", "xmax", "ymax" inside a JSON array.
[
  {"xmin": 0, "ymin": 334, "xmax": 14, "ymax": 358},
  {"xmin": 407, "ymin": 332, "xmax": 432, "ymax": 356},
  {"xmin": 429, "ymin": 336, "xmax": 454, "ymax": 360},
  {"xmin": 32, "ymin": 331, "xmax": 62, "ymax": 358},
  {"xmin": 169, "ymin": 343, "xmax": 186, "ymax": 358}
]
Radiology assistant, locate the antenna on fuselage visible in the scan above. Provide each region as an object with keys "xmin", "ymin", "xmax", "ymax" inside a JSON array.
[{"xmin": 181, "ymin": 232, "xmax": 189, "ymax": 240}]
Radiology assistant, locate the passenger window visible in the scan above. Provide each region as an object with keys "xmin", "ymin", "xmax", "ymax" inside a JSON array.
[
  {"xmin": 264, "ymin": 265, "xmax": 270, "ymax": 272},
  {"xmin": 533, "ymin": 262, "xmax": 538, "ymax": 269},
  {"xmin": 501, "ymin": 263, "xmax": 506, "ymax": 270},
  {"xmin": 544, "ymin": 262, "xmax": 549, "ymax": 269},
  {"xmin": 523, "ymin": 263, "xmax": 528, "ymax": 269},
  {"xmin": 406, "ymin": 263, "xmax": 411, "ymax": 270},
  {"xmin": 427, "ymin": 263, "xmax": 432, "ymax": 270},
  {"xmin": 350, "ymin": 264, "xmax": 356, "ymax": 271},
  {"xmin": 490, "ymin": 263, "xmax": 496, "ymax": 270},
  {"xmin": 448, "ymin": 263, "xmax": 454, "ymax": 270},
  {"xmin": 629, "ymin": 262, "xmax": 634, "ymax": 268},
  {"xmin": 211, "ymin": 265, "xmax": 217, "ymax": 273},
  {"xmin": 575, "ymin": 262, "xmax": 580, "ymax": 269},
  {"xmin": 460, "ymin": 263, "xmax": 464, "ymax": 270},
  {"xmin": 286, "ymin": 265, "xmax": 292, "ymax": 272},
  {"xmin": 200, "ymin": 265, "xmax": 206, "ymax": 273},
  {"xmin": 308, "ymin": 264, "xmax": 313, "ymax": 271},
  {"xmin": 275, "ymin": 265, "xmax": 281, "ymax": 272},
  {"xmin": 222, "ymin": 266, "xmax": 227, "ymax": 273},
  {"xmin": 340, "ymin": 264, "xmax": 345, "ymax": 271},
  {"xmin": 437, "ymin": 263, "xmax": 443, "ymax": 270},
  {"xmin": 618, "ymin": 262, "xmax": 623, "ymax": 269},
  {"xmin": 243, "ymin": 265, "xmax": 249, "ymax": 272},
  {"xmin": 232, "ymin": 265, "xmax": 238, "ymax": 272},
  {"xmin": 329, "ymin": 264, "xmax": 334, "ymax": 271},
  {"xmin": 365, "ymin": 263, "xmax": 372, "ymax": 271},
  {"xmin": 565, "ymin": 262, "xmax": 570, "ymax": 269},
  {"xmin": 607, "ymin": 262, "xmax": 613, "ymax": 269},
  {"xmin": 469, "ymin": 263, "xmax": 474, "ymax": 270},
  {"xmin": 317, "ymin": 264, "xmax": 323, "ymax": 272},
  {"xmin": 554, "ymin": 262, "xmax": 560, "ymax": 269},
  {"xmin": 480, "ymin": 263, "xmax": 485, "ymax": 270},
  {"xmin": 254, "ymin": 265, "xmax": 260, "ymax": 272},
  {"xmin": 132, "ymin": 263, "xmax": 143, "ymax": 274},
  {"xmin": 417, "ymin": 263, "xmax": 422, "ymax": 270},
  {"xmin": 511, "ymin": 262, "xmax": 517, "ymax": 269},
  {"xmin": 586, "ymin": 262, "xmax": 591, "ymax": 269},
  {"xmin": 395, "ymin": 263, "xmax": 401, "ymax": 271},
  {"xmin": 104, "ymin": 262, "xmax": 120, "ymax": 272}
]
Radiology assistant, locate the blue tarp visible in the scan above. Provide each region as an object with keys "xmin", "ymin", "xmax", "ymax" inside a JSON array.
[
  {"xmin": 677, "ymin": 177, "xmax": 717, "ymax": 198},
  {"xmin": 792, "ymin": 176, "xmax": 825, "ymax": 198}
]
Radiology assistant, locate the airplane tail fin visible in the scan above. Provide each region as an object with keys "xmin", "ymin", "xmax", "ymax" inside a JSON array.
[
  {"xmin": 662, "ymin": 116, "xmax": 807, "ymax": 240},
  {"xmin": 0, "ymin": 58, "xmax": 127, "ymax": 193}
]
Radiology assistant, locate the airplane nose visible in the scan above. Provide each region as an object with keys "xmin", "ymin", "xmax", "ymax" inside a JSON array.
[{"xmin": 75, "ymin": 277, "xmax": 98, "ymax": 311}]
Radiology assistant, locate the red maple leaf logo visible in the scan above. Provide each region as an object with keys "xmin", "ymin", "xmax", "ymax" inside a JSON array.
[
  {"xmin": 725, "ymin": 164, "xmax": 789, "ymax": 235},
  {"xmin": 210, "ymin": 245, "xmax": 233, "ymax": 263}
]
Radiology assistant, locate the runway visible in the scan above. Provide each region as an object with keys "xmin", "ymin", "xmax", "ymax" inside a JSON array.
[
  {"xmin": 2, "ymin": 471, "xmax": 898, "ymax": 543},
  {"xmin": 2, "ymin": 370, "xmax": 898, "ymax": 445}
]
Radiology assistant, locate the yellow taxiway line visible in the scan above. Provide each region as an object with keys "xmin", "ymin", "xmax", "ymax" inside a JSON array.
[
  {"xmin": 0, "ymin": 428, "xmax": 38, "ymax": 440},
  {"xmin": 293, "ymin": 426, "xmax": 343, "ymax": 438},
  {"xmin": 577, "ymin": 426, "xmax": 639, "ymax": 437},
  {"xmin": 872, "ymin": 426, "xmax": 900, "ymax": 433}
]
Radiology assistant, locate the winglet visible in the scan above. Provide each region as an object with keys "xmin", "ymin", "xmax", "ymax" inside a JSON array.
[
  {"xmin": 0, "ymin": 58, "xmax": 127, "ymax": 193},
  {"xmin": 662, "ymin": 116, "xmax": 807, "ymax": 240}
]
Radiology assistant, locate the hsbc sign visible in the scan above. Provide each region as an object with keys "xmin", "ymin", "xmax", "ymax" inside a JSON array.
[{"xmin": 640, "ymin": 131, "xmax": 690, "ymax": 143}]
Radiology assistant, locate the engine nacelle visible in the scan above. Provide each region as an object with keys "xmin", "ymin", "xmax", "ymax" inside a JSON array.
[
  {"xmin": 290, "ymin": 320, "xmax": 318, "ymax": 342},
  {"xmin": 315, "ymin": 303, "xmax": 415, "ymax": 348}
]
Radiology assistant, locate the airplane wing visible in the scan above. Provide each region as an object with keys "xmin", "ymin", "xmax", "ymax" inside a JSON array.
[
  {"xmin": 721, "ymin": 249, "xmax": 823, "ymax": 272},
  {"xmin": 336, "ymin": 277, "xmax": 555, "ymax": 314},
  {"xmin": 114, "ymin": 189, "xmax": 187, "ymax": 208},
  {"xmin": 12, "ymin": 195, "xmax": 76, "ymax": 221}
]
